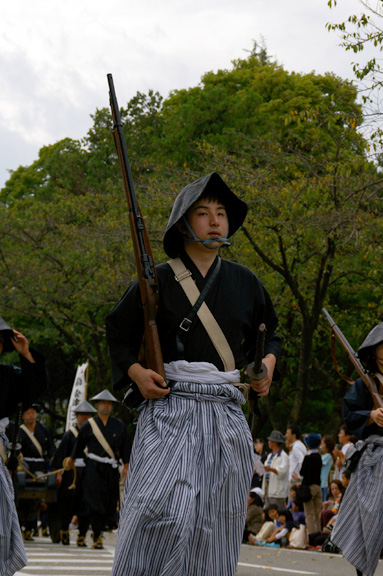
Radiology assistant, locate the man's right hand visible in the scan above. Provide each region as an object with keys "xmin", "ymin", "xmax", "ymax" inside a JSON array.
[{"xmin": 128, "ymin": 363, "xmax": 170, "ymax": 399}]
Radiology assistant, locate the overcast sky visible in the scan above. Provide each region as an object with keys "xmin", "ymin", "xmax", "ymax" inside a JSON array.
[{"xmin": 0, "ymin": 0, "xmax": 372, "ymax": 190}]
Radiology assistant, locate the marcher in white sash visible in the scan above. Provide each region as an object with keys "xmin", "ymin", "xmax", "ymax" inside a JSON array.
[
  {"xmin": 106, "ymin": 172, "xmax": 281, "ymax": 576},
  {"xmin": 53, "ymin": 399, "xmax": 97, "ymax": 547},
  {"xmin": 68, "ymin": 390, "xmax": 130, "ymax": 550},
  {"xmin": 16, "ymin": 404, "xmax": 56, "ymax": 539},
  {"xmin": 0, "ymin": 316, "xmax": 48, "ymax": 576},
  {"xmin": 332, "ymin": 323, "xmax": 383, "ymax": 576}
]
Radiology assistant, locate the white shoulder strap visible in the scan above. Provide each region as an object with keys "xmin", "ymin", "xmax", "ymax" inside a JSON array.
[
  {"xmin": 20, "ymin": 424, "xmax": 43, "ymax": 457},
  {"xmin": 88, "ymin": 418, "xmax": 115, "ymax": 460},
  {"xmin": 70, "ymin": 426, "xmax": 79, "ymax": 438},
  {"xmin": 168, "ymin": 258, "xmax": 235, "ymax": 371}
]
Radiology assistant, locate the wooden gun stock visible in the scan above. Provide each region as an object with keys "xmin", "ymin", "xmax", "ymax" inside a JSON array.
[{"xmin": 323, "ymin": 308, "xmax": 383, "ymax": 409}]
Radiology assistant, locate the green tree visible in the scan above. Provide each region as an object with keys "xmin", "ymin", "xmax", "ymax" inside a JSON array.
[{"xmin": 2, "ymin": 48, "xmax": 382, "ymax": 437}]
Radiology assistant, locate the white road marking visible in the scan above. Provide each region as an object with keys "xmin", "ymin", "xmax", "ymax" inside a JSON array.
[{"xmin": 237, "ymin": 562, "xmax": 319, "ymax": 574}]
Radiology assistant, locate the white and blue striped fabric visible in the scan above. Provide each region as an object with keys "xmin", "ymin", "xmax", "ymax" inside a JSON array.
[
  {"xmin": 111, "ymin": 381, "xmax": 254, "ymax": 576},
  {"xmin": 332, "ymin": 435, "xmax": 383, "ymax": 576},
  {"xmin": 0, "ymin": 450, "xmax": 28, "ymax": 576}
]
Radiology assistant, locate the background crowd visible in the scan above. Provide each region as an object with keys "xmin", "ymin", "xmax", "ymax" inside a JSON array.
[{"xmin": 244, "ymin": 424, "xmax": 355, "ymax": 552}]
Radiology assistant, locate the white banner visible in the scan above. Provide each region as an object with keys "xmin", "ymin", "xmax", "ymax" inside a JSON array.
[{"xmin": 65, "ymin": 361, "xmax": 89, "ymax": 431}]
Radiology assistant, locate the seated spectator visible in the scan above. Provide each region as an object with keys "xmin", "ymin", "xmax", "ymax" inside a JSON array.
[
  {"xmin": 341, "ymin": 469, "xmax": 351, "ymax": 490},
  {"xmin": 321, "ymin": 480, "xmax": 344, "ymax": 529},
  {"xmin": 287, "ymin": 484, "xmax": 306, "ymax": 525},
  {"xmin": 264, "ymin": 509, "xmax": 298, "ymax": 547},
  {"xmin": 243, "ymin": 487, "xmax": 264, "ymax": 543},
  {"xmin": 320, "ymin": 434, "xmax": 335, "ymax": 501},
  {"xmin": 248, "ymin": 504, "xmax": 279, "ymax": 545},
  {"xmin": 287, "ymin": 483, "xmax": 298, "ymax": 508},
  {"xmin": 291, "ymin": 500, "xmax": 306, "ymax": 525}
]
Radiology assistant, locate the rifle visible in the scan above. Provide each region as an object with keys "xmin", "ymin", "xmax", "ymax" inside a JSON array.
[
  {"xmin": 322, "ymin": 308, "xmax": 383, "ymax": 409},
  {"xmin": 6, "ymin": 402, "xmax": 22, "ymax": 475},
  {"xmin": 107, "ymin": 74, "xmax": 166, "ymax": 406},
  {"xmin": 247, "ymin": 323, "xmax": 268, "ymax": 433}
]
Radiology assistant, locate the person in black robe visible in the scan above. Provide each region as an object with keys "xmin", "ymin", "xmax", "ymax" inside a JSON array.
[
  {"xmin": 0, "ymin": 316, "xmax": 48, "ymax": 576},
  {"xmin": 53, "ymin": 399, "xmax": 96, "ymax": 547},
  {"xmin": 69, "ymin": 390, "xmax": 130, "ymax": 549},
  {"xmin": 332, "ymin": 323, "xmax": 383, "ymax": 576},
  {"xmin": 106, "ymin": 172, "xmax": 281, "ymax": 576},
  {"xmin": 15, "ymin": 405, "xmax": 56, "ymax": 540}
]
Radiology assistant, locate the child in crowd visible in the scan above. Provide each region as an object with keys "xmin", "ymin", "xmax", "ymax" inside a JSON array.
[
  {"xmin": 248, "ymin": 505, "xmax": 279, "ymax": 545},
  {"xmin": 287, "ymin": 484, "xmax": 306, "ymax": 525},
  {"xmin": 263, "ymin": 509, "xmax": 297, "ymax": 547}
]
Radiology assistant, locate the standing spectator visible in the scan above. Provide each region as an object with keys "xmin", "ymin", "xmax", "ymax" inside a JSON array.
[
  {"xmin": 251, "ymin": 438, "xmax": 268, "ymax": 488},
  {"xmin": 262, "ymin": 430, "xmax": 289, "ymax": 509},
  {"xmin": 332, "ymin": 425, "xmax": 351, "ymax": 480},
  {"xmin": 69, "ymin": 390, "xmax": 130, "ymax": 550},
  {"xmin": 16, "ymin": 405, "xmax": 56, "ymax": 540},
  {"xmin": 285, "ymin": 425, "xmax": 306, "ymax": 486},
  {"xmin": 294, "ymin": 433, "xmax": 322, "ymax": 538},
  {"xmin": 0, "ymin": 318, "xmax": 48, "ymax": 576},
  {"xmin": 320, "ymin": 434, "xmax": 336, "ymax": 500},
  {"xmin": 53, "ymin": 399, "xmax": 97, "ymax": 547}
]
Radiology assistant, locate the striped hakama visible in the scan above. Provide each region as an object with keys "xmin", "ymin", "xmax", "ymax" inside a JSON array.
[
  {"xmin": 332, "ymin": 435, "xmax": 383, "ymax": 576},
  {"xmin": 111, "ymin": 381, "xmax": 254, "ymax": 576},
  {"xmin": 0, "ymin": 454, "xmax": 28, "ymax": 576}
]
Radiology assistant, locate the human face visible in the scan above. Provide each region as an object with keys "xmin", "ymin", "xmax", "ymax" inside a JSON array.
[
  {"xmin": 375, "ymin": 343, "xmax": 383, "ymax": 371},
  {"xmin": 285, "ymin": 428, "xmax": 293, "ymax": 444},
  {"xmin": 22, "ymin": 408, "xmax": 37, "ymax": 424},
  {"xmin": 184, "ymin": 199, "xmax": 228, "ymax": 251},
  {"xmin": 254, "ymin": 440, "xmax": 264, "ymax": 455},
  {"xmin": 320, "ymin": 439, "xmax": 327, "ymax": 453},
  {"xmin": 268, "ymin": 507, "xmax": 279, "ymax": 520},
  {"xmin": 77, "ymin": 413, "xmax": 91, "ymax": 427},
  {"xmin": 97, "ymin": 400, "xmax": 113, "ymax": 415},
  {"xmin": 338, "ymin": 428, "xmax": 349, "ymax": 446},
  {"xmin": 330, "ymin": 482, "xmax": 341, "ymax": 498}
]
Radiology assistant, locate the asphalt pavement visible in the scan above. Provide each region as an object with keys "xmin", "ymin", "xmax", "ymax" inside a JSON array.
[{"xmin": 15, "ymin": 530, "xmax": 383, "ymax": 576}]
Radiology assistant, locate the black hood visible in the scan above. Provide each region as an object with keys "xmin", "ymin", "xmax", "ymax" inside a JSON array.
[
  {"xmin": 0, "ymin": 316, "xmax": 15, "ymax": 353},
  {"xmin": 163, "ymin": 172, "xmax": 248, "ymax": 258},
  {"xmin": 358, "ymin": 323, "xmax": 383, "ymax": 364}
]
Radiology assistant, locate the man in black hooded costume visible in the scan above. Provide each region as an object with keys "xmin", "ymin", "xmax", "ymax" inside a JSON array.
[
  {"xmin": 107, "ymin": 172, "xmax": 281, "ymax": 576},
  {"xmin": 0, "ymin": 316, "xmax": 48, "ymax": 576},
  {"xmin": 332, "ymin": 323, "xmax": 383, "ymax": 576}
]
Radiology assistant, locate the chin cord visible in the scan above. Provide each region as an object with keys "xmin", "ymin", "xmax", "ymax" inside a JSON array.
[{"xmin": 181, "ymin": 217, "xmax": 230, "ymax": 249}]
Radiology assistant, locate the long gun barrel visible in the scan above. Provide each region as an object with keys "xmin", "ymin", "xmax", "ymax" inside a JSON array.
[
  {"xmin": 323, "ymin": 308, "xmax": 383, "ymax": 409},
  {"xmin": 107, "ymin": 74, "xmax": 166, "ymax": 390}
]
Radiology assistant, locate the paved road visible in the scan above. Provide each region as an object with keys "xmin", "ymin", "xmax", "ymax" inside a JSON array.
[{"xmin": 16, "ymin": 532, "xmax": 383, "ymax": 576}]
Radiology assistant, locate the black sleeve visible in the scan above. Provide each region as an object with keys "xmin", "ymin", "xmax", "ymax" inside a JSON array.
[
  {"xmin": 342, "ymin": 379, "xmax": 381, "ymax": 439},
  {"xmin": 1, "ymin": 350, "xmax": 48, "ymax": 419},
  {"xmin": 106, "ymin": 280, "xmax": 144, "ymax": 390}
]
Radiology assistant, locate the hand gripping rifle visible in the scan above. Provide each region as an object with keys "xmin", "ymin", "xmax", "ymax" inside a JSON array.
[
  {"xmin": 107, "ymin": 74, "xmax": 166, "ymax": 406},
  {"xmin": 322, "ymin": 308, "xmax": 383, "ymax": 409}
]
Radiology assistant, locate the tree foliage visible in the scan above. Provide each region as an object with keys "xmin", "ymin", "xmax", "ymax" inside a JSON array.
[{"xmin": 1, "ymin": 48, "xmax": 383, "ymax": 437}]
